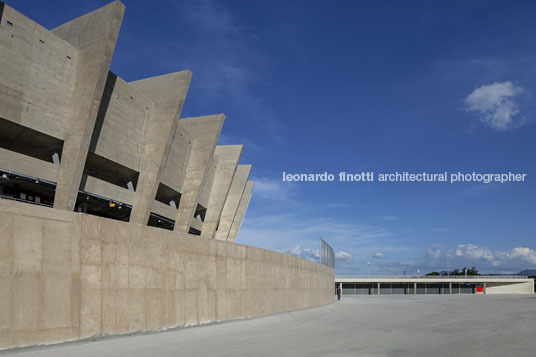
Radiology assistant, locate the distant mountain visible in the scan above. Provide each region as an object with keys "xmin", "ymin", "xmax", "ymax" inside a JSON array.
[{"xmin": 517, "ymin": 270, "xmax": 536, "ymax": 276}]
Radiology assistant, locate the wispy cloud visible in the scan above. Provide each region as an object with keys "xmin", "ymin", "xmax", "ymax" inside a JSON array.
[
  {"xmin": 238, "ymin": 208, "xmax": 390, "ymax": 274},
  {"xmin": 335, "ymin": 251, "xmax": 353, "ymax": 260},
  {"xmin": 280, "ymin": 245, "xmax": 352, "ymax": 262},
  {"xmin": 465, "ymin": 81, "xmax": 526, "ymax": 130},
  {"xmin": 182, "ymin": 0, "xmax": 241, "ymax": 37},
  {"xmin": 281, "ymin": 245, "xmax": 319, "ymax": 261},
  {"xmin": 217, "ymin": 134, "xmax": 264, "ymax": 154},
  {"xmin": 174, "ymin": 0, "xmax": 284, "ymax": 143},
  {"xmin": 252, "ymin": 177, "xmax": 297, "ymax": 202},
  {"xmin": 372, "ymin": 252, "xmax": 384, "ymax": 259},
  {"xmin": 324, "ymin": 203, "xmax": 351, "ymax": 209},
  {"xmin": 240, "ymin": 175, "xmax": 393, "ymax": 274},
  {"xmin": 178, "ymin": 0, "xmax": 258, "ymax": 96},
  {"xmin": 426, "ymin": 244, "xmax": 442, "ymax": 260},
  {"xmin": 242, "ymin": 214, "xmax": 391, "ymax": 245},
  {"xmin": 457, "ymin": 183, "xmax": 505, "ymax": 197},
  {"xmin": 381, "ymin": 216, "xmax": 398, "ymax": 221}
]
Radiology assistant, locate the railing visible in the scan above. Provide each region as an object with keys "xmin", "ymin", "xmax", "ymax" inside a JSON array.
[
  {"xmin": 0, "ymin": 194, "xmax": 53, "ymax": 208},
  {"xmin": 319, "ymin": 238, "xmax": 334, "ymax": 269}
]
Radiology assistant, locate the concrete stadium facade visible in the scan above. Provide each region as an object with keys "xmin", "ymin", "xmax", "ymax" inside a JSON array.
[
  {"xmin": 0, "ymin": 1, "xmax": 335, "ymax": 350},
  {"xmin": 336, "ymin": 276, "xmax": 534, "ymax": 295},
  {"xmin": 0, "ymin": 0, "xmax": 251, "ymax": 242}
]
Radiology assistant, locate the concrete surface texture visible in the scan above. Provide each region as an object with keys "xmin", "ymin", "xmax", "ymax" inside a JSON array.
[
  {"xmin": 0, "ymin": 199, "xmax": 334, "ymax": 350},
  {"xmin": 51, "ymin": 1, "xmax": 125, "ymax": 212},
  {"xmin": 214, "ymin": 165, "xmax": 252, "ymax": 241},
  {"xmin": 2, "ymin": 295, "xmax": 535, "ymax": 357},
  {"xmin": 227, "ymin": 180, "xmax": 255, "ymax": 242},
  {"xmin": 0, "ymin": 1, "xmax": 254, "ymax": 236},
  {"xmin": 127, "ymin": 70, "xmax": 192, "ymax": 225},
  {"xmin": 200, "ymin": 145, "xmax": 243, "ymax": 240},
  {"xmin": 173, "ymin": 115, "xmax": 225, "ymax": 233}
]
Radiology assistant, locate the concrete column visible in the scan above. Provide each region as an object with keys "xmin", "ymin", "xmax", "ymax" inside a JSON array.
[
  {"xmin": 414, "ymin": 282, "xmax": 417, "ymax": 295},
  {"xmin": 484, "ymin": 282, "xmax": 487, "ymax": 295},
  {"xmin": 128, "ymin": 71, "xmax": 192, "ymax": 225},
  {"xmin": 227, "ymin": 180, "xmax": 254, "ymax": 242},
  {"xmin": 174, "ymin": 115, "xmax": 225, "ymax": 233},
  {"xmin": 449, "ymin": 282, "xmax": 453, "ymax": 295},
  {"xmin": 52, "ymin": 1, "xmax": 125, "ymax": 211},
  {"xmin": 377, "ymin": 282, "xmax": 380, "ymax": 295},
  {"xmin": 214, "ymin": 164, "xmax": 251, "ymax": 241},
  {"xmin": 200, "ymin": 145, "xmax": 243, "ymax": 239}
]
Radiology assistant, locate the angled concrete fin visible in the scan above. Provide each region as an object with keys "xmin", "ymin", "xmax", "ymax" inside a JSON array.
[
  {"xmin": 200, "ymin": 145, "xmax": 243, "ymax": 239},
  {"xmin": 128, "ymin": 71, "xmax": 192, "ymax": 224},
  {"xmin": 52, "ymin": 1, "xmax": 125, "ymax": 51},
  {"xmin": 130, "ymin": 70, "xmax": 192, "ymax": 110},
  {"xmin": 160, "ymin": 123, "xmax": 194, "ymax": 195},
  {"xmin": 214, "ymin": 164, "xmax": 252, "ymax": 241},
  {"xmin": 227, "ymin": 180, "xmax": 254, "ymax": 243},
  {"xmin": 52, "ymin": 1, "xmax": 125, "ymax": 211},
  {"xmin": 173, "ymin": 114, "xmax": 225, "ymax": 233}
]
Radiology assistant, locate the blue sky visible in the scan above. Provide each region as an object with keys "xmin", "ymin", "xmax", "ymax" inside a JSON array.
[{"xmin": 12, "ymin": 0, "xmax": 536, "ymax": 275}]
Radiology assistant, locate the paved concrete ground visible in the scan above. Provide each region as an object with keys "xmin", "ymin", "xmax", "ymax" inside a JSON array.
[{"xmin": 3, "ymin": 295, "xmax": 535, "ymax": 357}]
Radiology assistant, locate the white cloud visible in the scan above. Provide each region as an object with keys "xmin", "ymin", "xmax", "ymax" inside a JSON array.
[
  {"xmin": 495, "ymin": 247, "xmax": 536, "ymax": 266},
  {"xmin": 465, "ymin": 81, "xmax": 526, "ymax": 130},
  {"xmin": 283, "ymin": 245, "xmax": 302, "ymax": 256},
  {"xmin": 377, "ymin": 243, "xmax": 536, "ymax": 275},
  {"xmin": 335, "ymin": 251, "xmax": 353, "ymax": 260},
  {"xmin": 437, "ymin": 243, "xmax": 536, "ymax": 271},
  {"xmin": 280, "ymin": 245, "xmax": 318, "ymax": 261},
  {"xmin": 281, "ymin": 245, "xmax": 352, "ymax": 262},
  {"xmin": 455, "ymin": 243, "xmax": 494, "ymax": 261},
  {"xmin": 276, "ymin": 239, "xmax": 536, "ymax": 275},
  {"xmin": 426, "ymin": 244, "xmax": 442, "ymax": 260}
]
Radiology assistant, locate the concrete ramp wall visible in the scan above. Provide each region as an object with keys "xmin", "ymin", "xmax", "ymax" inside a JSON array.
[{"xmin": 0, "ymin": 199, "xmax": 334, "ymax": 350}]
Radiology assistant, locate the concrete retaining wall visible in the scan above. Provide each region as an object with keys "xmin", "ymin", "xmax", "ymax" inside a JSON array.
[{"xmin": 0, "ymin": 199, "xmax": 334, "ymax": 350}]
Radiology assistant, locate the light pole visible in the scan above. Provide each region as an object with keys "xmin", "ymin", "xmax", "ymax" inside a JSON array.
[
  {"xmin": 447, "ymin": 253, "xmax": 450, "ymax": 277},
  {"xmin": 368, "ymin": 262, "xmax": 371, "ymax": 278}
]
